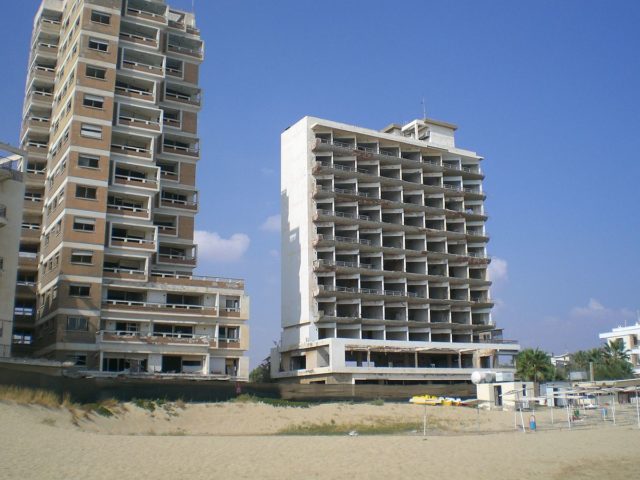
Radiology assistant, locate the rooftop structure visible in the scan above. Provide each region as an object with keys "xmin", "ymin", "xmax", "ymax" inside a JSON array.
[
  {"xmin": 272, "ymin": 116, "xmax": 520, "ymax": 384},
  {"xmin": 15, "ymin": 0, "xmax": 249, "ymax": 379}
]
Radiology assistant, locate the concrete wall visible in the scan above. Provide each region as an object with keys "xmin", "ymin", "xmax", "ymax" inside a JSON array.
[{"xmin": 0, "ymin": 173, "xmax": 25, "ymax": 356}]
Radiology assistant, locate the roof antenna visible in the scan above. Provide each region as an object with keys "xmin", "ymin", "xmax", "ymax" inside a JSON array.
[{"xmin": 421, "ymin": 97, "xmax": 427, "ymax": 120}]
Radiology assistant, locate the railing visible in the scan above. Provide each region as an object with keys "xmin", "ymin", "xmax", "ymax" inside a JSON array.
[
  {"xmin": 223, "ymin": 307, "xmax": 241, "ymax": 313},
  {"xmin": 31, "ymin": 65, "xmax": 55, "ymax": 74},
  {"xmin": 477, "ymin": 338, "xmax": 519, "ymax": 345},
  {"xmin": 118, "ymin": 115, "xmax": 160, "ymax": 127},
  {"xmin": 122, "ymin": 59, "xmax": 163, "ymax": 73},
  {"xmin": 163, "ymin": 117, "xmax": 181, "ymax": 127},
  {"xmin": 107, "ymin": 204, "xmax": 148, "ymax": 214},
  {"xmin": 111, "ymin": 143, "xmax": 151, "ymax": 155},
  {"xmin": 165, "ymin": 66, "xmax": 183, "ymax": 76},
  {"xmin": 18, "ymin": 251, "xmax": 38, "ymax": 259},
  {"xmin": 160, "ymin": 197, "xmax": 197, "ymax": 208},
  {"xmin": 162, "ymin": 143, "xmax": 199, "ymax": 155},
  {"xmin": 315, "ymin": 234, "xmax": 373, "ymax": 246},
  {"xmin": 31, "ymin": 90, "xmax": 53, "ymax": 98},
  {"xmin": 315, "ymin": 161, "xmax": 370, "ymax": 174},
  {"xmin": 120, "ymin": 32, "xmax": 157, "ymax": 44},
  {"xmin": 27, "ymin": 141, "xmax": 47, "ymax": 149},
  {"xmin": 110, "ymin": 235, "xmax": 154, "ymax": 245},
  {"xmin": 114, "ymin": 173, "xmax": 157, "ymax": 185},
  {"xmin": 318, "ymin": 284, "xmax": 423, "ymax": 298},
  {"xmin": 316, "ymin": 209, "xmax": 370, "ymax": 221},
  {"xmin": 97, "ymin": 330, "xmax": 212, "ymax": 346},
  {"xmin": 103, "ymin": 299, "xmax": 208, "ymax": 310},
  {"xmin": 314, "ymin": 138, "xmax": 482, "ymax": 175},
  {"xmin": 21, "ymin": 223, "xmax": 40, "ymax": 230},
  {"xmin": 167, "ymin": 43, "xmax": 202, "ymax": 57},
  {"xmin": 315, "ymin": 185, "xmax": 379, "ymax": 199},
  {"xmin": 115, "ymin": 85, "xmax": 154, "ymax": 98},
  {"xmin": 103, "ymin": 267, "xmax": 145, "ymax": 275},
  {"xmin": 157, "ymin": 253, "xmax": 195, "ymax": 263},
  {"xmin": 165, "ymin": 90, "xmax": 200, "ymax": 104},
  {"xmin": 313, "ymin": 259, "xmax": 373, "ymax": 269},
  {"xmin": 126, "ymin": 7, "xmax": 166, "ymax": 21},
  {"xmin": 150, "ymin": 271, "xmax": 244, "ymax": 287}
]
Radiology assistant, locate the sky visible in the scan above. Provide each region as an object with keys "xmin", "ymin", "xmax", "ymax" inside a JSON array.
[{"xmin": 1, "ymin": 0, "xmax": 639, "ymax": 367}]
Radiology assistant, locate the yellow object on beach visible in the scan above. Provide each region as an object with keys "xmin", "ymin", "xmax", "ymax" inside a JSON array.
[{"xmin": 410, "ymin": 395, "xmax": 463, "ymax": 406}]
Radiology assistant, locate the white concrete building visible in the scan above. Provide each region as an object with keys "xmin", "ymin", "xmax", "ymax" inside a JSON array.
[
  {"xmin": 0, "ymin": 144, "xmax": 26, "ymax": 357},
  {"xmin": 272, "ymin": 116, "xmax": 520, "ymax": 384},
  {"xmin": 599, "ymin": 324, "xmax": 640, "ymax": 376}
]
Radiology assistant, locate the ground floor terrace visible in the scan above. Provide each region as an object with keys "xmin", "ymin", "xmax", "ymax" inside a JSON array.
[{"xmin": 272, "ymin": 338, "xmax": 519, "ymax": 384}]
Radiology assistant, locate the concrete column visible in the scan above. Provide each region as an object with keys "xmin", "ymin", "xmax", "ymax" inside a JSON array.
[
  {"xmin": 203, "ymin": 353, "xmax": 210, "ymax": 374},
  {"xmin": 414, "ymin": 351, "xmax": 418, "ymax": 368}
]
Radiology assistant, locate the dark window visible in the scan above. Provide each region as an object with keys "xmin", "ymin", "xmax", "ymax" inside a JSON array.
[
  {"xmin": 70, "ymin": 250, "xmax": 93, "ymax": 264},
  {"xmin": 90, "ymin": 11, "xmax": 111, "ymax": 25},
  {"xmin": 85, "ymin": 65, "xmax": 106, "ymax": 80},
  {"xmin": 82, "ymin": 94, "xmax": 104, "ymax": 109},
  {"xmin": 78, "ymin": 155, "xmax": 99, "ymax": 169},
  {"xmin": 66, "ymin": 316, "xmax": 88, "ymax": 331},
  {"xmin": 69, "ymin": 285, "xmax": 90, "ymax": 297},
  {"xmin": 72, "ymin": 217, "xmax": 96, "ymax": 232},
  {"xmin": 75, "ymin": 185, "xmax": 97, "ymax": 199},
  {"xmin": 88, "ymin": 38, "xmax": 108, "ymax": 52}
]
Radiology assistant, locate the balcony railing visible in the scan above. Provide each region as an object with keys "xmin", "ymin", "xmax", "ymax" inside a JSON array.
[
  {"xmin": 126, "ymin": 7, "xmax": 167, "ymax": 23},
  {"xmin": 313, "ymin": 259, "xmax": 373, "ymax": 270},
  {"xmin": 97, "ymin": 330, "xmax": 213, "ymax": 346},
  {"xmin": 110, "ymin": 236, "xmax": 155, "ymax": 248},
  {"xmin": 118, "ymin": 115, "xmax": 161, "ymax": 130},
  {"xmin": 317, "ymin": 284, "xmax": 422, "ymax": 298},
  {"xmin": 122, "ymin": 59, "xmax": 163, "ymax": 75},
  {"xmin": 111, "ymin": 143, "xmax": 151, "ymax": 157},
  {"xmin": 114, "ymin": 173, "xmax": 158, "ymax": 188},
  {"xmin": 167, "ymin": 43, "xmax": 202, "ymax": 59},
  {"xmin": 107, "ymin": 204, "xmax": 149, "ymax": 215},
  {"xmin": 157, "ymin": 253, "xmax": 196, "ymax": 265},
  {"xmin": 160, "ymin": 197, "xmax": 197, "ymax": 210},
  {"xmin": 162, "ymin": 143, "xmax": 199, "ymax": 156},
  {"xmin": 314, "ymin": 137, "xmax": 482, "ymax": 176},
  {"xmin": 103, "ymin": 266, "xmax": 146, "ymax": 276},
  {"xmin": 119, "ymin": 31, "xmax": 158, "ymax": 47},
  {"xmin": 115, "ymin": 84, "xmax": 155, "ymax": 100},
  {"xmin": 150, "ymin": 271, "xmax": 244, "ymax": 289},
  {"xmin": 316, "ymin": 209, "xmax": 370, "ymax": 221},
  {"xmin": 102, "ymin": 299, "xmax": 210, "ymax": 311}
]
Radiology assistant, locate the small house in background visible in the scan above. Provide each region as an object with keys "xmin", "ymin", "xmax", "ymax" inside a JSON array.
[{"xmin": 476, "ymin": 380, "xmax": 535, "ymax": 410}]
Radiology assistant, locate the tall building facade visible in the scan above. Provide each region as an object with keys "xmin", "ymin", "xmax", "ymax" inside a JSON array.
[
  {"xmin": 273, "ymin": 116, "xmax": 519, "ymax": 384},
  {"xmin": 0, "ymin": 144, "xmax": 27, "ymax": 358},
  {"xmin": 17, "ymin": 0, "xmax": 250, "ymax": 379}
]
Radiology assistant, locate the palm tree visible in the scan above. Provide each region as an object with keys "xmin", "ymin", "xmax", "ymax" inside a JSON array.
[
  {"xmin": 602, "ymin": 339, "xmax": 630, "ymax": 364},
  {"xmin": 516, "ymin": 348, "xmax": 554, "ymax": 382}
]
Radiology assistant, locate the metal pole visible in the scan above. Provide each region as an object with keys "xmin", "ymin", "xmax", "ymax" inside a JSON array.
[
  {"xmin": 566, "ymin": 403, "xmax": 571, "ymax": 429},
  {"xmin": 612, "ymin": 392, "xmax": 616, "ymax": 425},
  {"xmin": 423, "ymin": 404, "xmax": 427, "ymax": 436},
  {"xmin": 636, "ymin": 387, "xmax": 640, "ymax": 428}
]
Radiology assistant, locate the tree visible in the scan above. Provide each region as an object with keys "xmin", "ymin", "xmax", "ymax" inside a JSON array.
[
  {"xmin": 516, "ymin": 348, "xmax": 555, "ymax": 382},
  {"xmin": 249, "ymin": 357, "xmax": 272, "ymax": 383},
  {"xmin": 602, "ymin": 339, "xmax": 630, "ymax": 364},
  {"xmin": 567, "ymin": 341, "xmax": 633, "ymax": 381}
]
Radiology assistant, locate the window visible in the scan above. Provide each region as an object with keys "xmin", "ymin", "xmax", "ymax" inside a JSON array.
[
  {"xmin": 85, "ymin": 65, "xmax": 106, "ymax": 80},
  {"xmin": 69, "ymin": 284, "xmax": 90, "ymax": 297},
  {"xmin": 80, "ymin": 123, "xmax": 102, "ymax": 139},
  {"xmin": 78, "ymin": 155, "xmax": 100, "ymax": 169},
  {"xmin": 75, "ymin": 185, "xmax": 97, "ymax": 199},
  {"xmin": 70, "ymin": 250, "xmax": 93, "ymax": 264},
  {"xmin": 73, "ymin": 217, "xmax": 96, "ymax": 232},
  {"xmin": 82, "ymin": 94, "xmax": 104, "ymax": 109},
  {"xmin": 66, "ymin": 316, "xmax": 88, "ymax": 331},
  {"xmin": 88, "ymin": 38, "xmax": 108, "ymax": 52},
  {"xmin": 90, "ymin": 11, "xmax": 111, "ymax": 25}
]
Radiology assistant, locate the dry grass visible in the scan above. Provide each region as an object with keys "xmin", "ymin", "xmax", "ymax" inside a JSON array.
[{"xmin": 0, "ymin": 386, "xmax": 63, "ymax": 408}]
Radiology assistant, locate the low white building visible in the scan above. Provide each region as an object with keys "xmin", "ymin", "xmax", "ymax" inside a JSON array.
[{"xmin": 599, "ymin": 324, "xmax": 640, "ymax": 376}]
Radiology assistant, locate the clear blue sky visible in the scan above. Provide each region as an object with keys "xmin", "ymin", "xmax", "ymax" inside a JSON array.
[{"xmin": 2, "ymin": 1, "xmax": 639, "ymax": 366}]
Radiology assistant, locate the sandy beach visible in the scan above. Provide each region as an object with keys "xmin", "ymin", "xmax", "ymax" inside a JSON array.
[{"xmin": 0, "ymin": 399, "xmax": 637, "ymax": 480}]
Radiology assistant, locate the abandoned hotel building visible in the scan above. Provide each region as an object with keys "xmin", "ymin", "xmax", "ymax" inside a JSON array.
[
  {"xmin": 272, "ymin": 116, "xmax": 520, "ymax": 384},
  {"xmin": 14, "ymin": 0, "xmax": 250, "ymax": 378}
]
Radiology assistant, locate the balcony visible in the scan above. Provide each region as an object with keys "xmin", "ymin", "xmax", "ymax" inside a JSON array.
[
  {"xmin": 160, "ymin": 136, "xmax": 199, "ymax": 157},
  {"xmin": 22, "ymin": 114, "xmax": 51, "ymax": 134},
  {"xmin": 163, "ymin": 84, "xmax": 201, "ymax": 107},
  {"xmin": 125, "ymin": 0, "xmax": 168, "ymax": 25},
  {"xmin": 103, "ymin": 266, "xmax": 147, "ymax": 281},
  {"xmin": 115, "ymin": 77, "xmax": 156, "ymax": 103},
  {"xmin": 150, "ymin": 271, "xmax": 244, "ymax": 289},
  {"xmin": 159, "ymin": 191, "xmax": 198, "ymax": 211},
  {"xmin": 97, "ymin": 331, "xmax": 216, "ymax": 347},
  {"xmin": 27, "ymin": 88, "xmax": 54, "ymax": 107},
  {"xmin": 312, "ymin": 137, "xmax": 484, "ymax": 179},
  {"xmin": 120, "ymin": 49, "xmax": 165, "ymax": 77},
  {"xmin": 18, "ymin": 251, "xmax": 38, "ymax": 268},
  {"xmin": 25, "ymin": 140, "xmax": 48, "ymax": 157},
  {"xmin": 107, "ymin": 196, "xmax": 150, "ymax": 219},
  {"xmin": 156, "ymin": 246, "xmax": 196, "ymax": 267},
  {"xmin": 109, "ymin": 225, "xmax": 156, "ymax": 251},
  {"xmin": 111, "ymin": 133, "xmax": 153, "ymax": 159},
  {"xmin": 119, "ymin": 21, "xmax": 159, "ymax": 49},
  {"xmin": 32, "ymin": 40, "xmax": 58, "ymax": 58},
  {"xmin": 116, "ymin": 104, "xmax": 162, "ymax": 133},
  {"xmin": 113, "ymin": 164, "xmax": 159, "ymax": 191},
  {"xmin": 101, "ymin": 299, "xmax": 215, "ymax": 316},
  {"xmin": 167, "ymin": 34, "xmax": 203, "ymax": 60},
  {"xmin": 21, "ymin": 222, "xmax": 41, "ymax": 239},
  {"xmin": 29, "ymin": 63, "xmax": 55, "ymax": 83},
  {"xmin": 220, "ymin": 307, "xmax": 241, "ymax": 318}
]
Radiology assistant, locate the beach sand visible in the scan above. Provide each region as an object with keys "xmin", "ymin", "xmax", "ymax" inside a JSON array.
[{"xmin": 0, "ymin": 400, "xmax": 637, "ymax": 480}]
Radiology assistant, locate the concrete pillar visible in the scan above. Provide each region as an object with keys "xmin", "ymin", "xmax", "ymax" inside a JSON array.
[
  {"xmin": 414, "ymin": 351, "xmax": 418, "ymax": 368},
  {"xmin": 203, "ymin": 353, "xmax": 210, "ymax": 374}
]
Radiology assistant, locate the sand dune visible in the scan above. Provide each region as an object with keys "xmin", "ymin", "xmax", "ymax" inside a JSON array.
[{"xmin": 0, "ymin": 400, "xmax": 637, "ymax": 480}]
